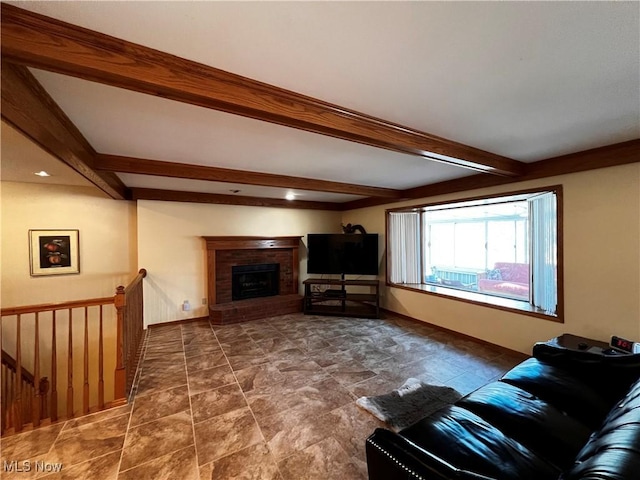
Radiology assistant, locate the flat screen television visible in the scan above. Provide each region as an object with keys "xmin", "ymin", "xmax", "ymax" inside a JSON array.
[{"xmin": 307, "ymin": 233, "xmax": 378, "ymax": 275}]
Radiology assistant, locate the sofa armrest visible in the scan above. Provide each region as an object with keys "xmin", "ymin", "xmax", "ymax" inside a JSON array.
[{"xmin": 366, "ymin": 428, "xmax": 496, "ymax": 480}]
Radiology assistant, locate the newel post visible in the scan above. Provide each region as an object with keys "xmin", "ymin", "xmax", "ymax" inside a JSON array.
[{"xmin": 113, "ymin": 285, "xmax": 126, "ymax": 403}]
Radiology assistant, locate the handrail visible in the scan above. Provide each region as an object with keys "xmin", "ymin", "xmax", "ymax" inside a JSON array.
[
  {"xmin": 1, "ymin": 349, "xmax": 36, "ymax": 385},
  {"xmin": 1, "ymin": 297, "xmax": 115, "ymax": 316},
  {"xmin": 124, "ymin": 269, "xmax": 147, "ymax": 294}
]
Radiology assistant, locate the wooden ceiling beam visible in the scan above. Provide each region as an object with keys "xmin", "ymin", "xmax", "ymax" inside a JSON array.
[
  {"xmin": 342, "ymin": 139, "xmax": 640, "ymax": 210},
  {"xmin": 130, "ymin": 188, "xmax": 342, "ymax": 211},
  {"xmin": 1, "ymin": 61, "xmax": 127, "ymax": 199},
  {"xmin": 1, "ymin": 4, "xmax": 524, "ymax": 177},
  {"xmin": 96, "ymin": 154, "xmax": 402, "ymax": 199}
]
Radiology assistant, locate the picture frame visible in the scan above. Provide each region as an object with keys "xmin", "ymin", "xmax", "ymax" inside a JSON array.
[{"xmin": 29, "ymin": 229, "xmax": 80, "ymax": 276}]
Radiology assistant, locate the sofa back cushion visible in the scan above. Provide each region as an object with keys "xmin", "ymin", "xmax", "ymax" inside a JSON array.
[
  {"xmin": 561, "ymin": 378, "xmax": 640, "ymax": 480},
  {"xmin": 501, "ymin": 358, "xmax": 613, "ymax": 429},
  {"xmin": 458, "ymin": 381, "xmax": 592, "ymax": 471},
  {"xmin": 493, "ymin": 262, "xmax": 529, "ymax": 283}
]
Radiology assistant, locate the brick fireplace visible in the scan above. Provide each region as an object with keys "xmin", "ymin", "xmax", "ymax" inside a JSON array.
[{"xmin": 203, "ymin": 236, "xmax": 303, "ymax": 324}]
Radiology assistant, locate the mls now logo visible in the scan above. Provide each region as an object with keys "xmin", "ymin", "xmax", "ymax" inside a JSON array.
[{"xmin": 3, "ymin": 460, "xmax": 63, "ymax": 473}]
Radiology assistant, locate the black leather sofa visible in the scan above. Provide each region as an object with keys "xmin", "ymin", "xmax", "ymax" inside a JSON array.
[{"xmin": 365, "ymin": 337, "xmax": 640, "ymax": 480}]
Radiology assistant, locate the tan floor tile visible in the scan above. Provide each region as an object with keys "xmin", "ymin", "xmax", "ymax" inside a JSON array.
[
  {"xmin": 37, "ymin": 450, "xmax": 120, "ymax": 480},
  {"xmin": 130, "ymin": 385, "xmax": 190, "ymax": 427},
  {"xmin": 185, "ymin": 350, "xmax": 228, "ymax": 374},
  {"xmin": 324, "ymin": 361, "xmax": 377, "ymax": 386},
  {"xmin": 184, "ymin": 343, "xmax": 223, "ymax": 359},
  {"xmin": 136, "ymin": 365, "xmax": 188, "ymax": 397},
  {"xmin": 119, "ymin": 411, "xmax": 193, "ymax": 472},
  {"xmin": 191, "ymin": 384, "xmax": 248, "ymax": 424},
  {"xmin": 187, "ymin": 364, "xmax": 236, "ymax": 396},
  {"xmin": 47, "ymin": 414, "xmax": 129, "ymax": 468},
  {"xmin": 0, "ymin": 423, "xmax": 65, "ymax": 461},
  {"xmin": 199, "ymin": 443, "xmax": 282, "ymax": 480},
  {"xmin": 118, "ymin": 445, "xmax": 198, "ymax": 480},
  {"xmin": 235, "ymin": 363, "xmax": 286, "ymax": 395},
  {"xmin": 61, "ymin": 405, "xmax": 131, "ymax": 431},
  {"xmin": 194, "ymin": 407, "xmax": 262, "ymax": 465},
  {"xmin": 257, "ymin": 403, "xmax": 333, "ymax": 461},
  {"xmin": 278, "ymin": 436, "xmax": 364, "ymax": 480}
]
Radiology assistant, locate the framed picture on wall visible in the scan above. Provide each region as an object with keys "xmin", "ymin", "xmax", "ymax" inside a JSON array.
[{"xmin": 29, "ymin": 229, "xmax": 80, "ymax": 276}]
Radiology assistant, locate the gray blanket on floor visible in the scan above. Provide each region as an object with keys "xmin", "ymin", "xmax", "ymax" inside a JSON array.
[{"xmin": 356, "ymin": 378, "xmax": 462, "ymax": 432}]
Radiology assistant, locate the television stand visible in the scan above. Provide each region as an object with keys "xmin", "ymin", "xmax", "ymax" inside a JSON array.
[{"xmin": 303, "ymin": 278, "xmax": 380, "ymax": 318}]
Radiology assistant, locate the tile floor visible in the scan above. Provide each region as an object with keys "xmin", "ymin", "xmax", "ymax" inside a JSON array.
[{"xmin": 1, "ymin": 312, "xmax": 526, "ymax": 480}]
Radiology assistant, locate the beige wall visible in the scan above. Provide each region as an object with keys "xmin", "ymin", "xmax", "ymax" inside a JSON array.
[
  {"xmin": 137, "ymin": 200, "xmax": 341, "ymax": 326},
  {"xmin": 344, "ymin": 164, "xmax": 640, "ymax": 354},
  {"xmin": 1, "ymin": 182, "xmax": 137, "ymax": 305},
  {"xmin": 1, "ymin": 182, "xmax": 137, "ymax": 412}
]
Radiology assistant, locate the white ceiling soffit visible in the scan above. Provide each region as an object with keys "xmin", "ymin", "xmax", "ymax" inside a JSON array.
[{"xmin": 0, "ymin": 121, "xmax": 92, "ymax": 187}]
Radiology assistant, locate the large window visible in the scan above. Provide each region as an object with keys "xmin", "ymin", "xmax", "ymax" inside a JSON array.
[{"xmin": 387, "ymin": 187, "xmax": 562, "ymax": 320}]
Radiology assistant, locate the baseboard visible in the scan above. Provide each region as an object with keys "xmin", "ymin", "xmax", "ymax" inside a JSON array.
[
  {"xmin": 147, "ymin": 316, "xmax": 210, "ymax": 329},
  {"xmin": 380, "ymin": 307, "xmax": 529, "ymax": 360}
]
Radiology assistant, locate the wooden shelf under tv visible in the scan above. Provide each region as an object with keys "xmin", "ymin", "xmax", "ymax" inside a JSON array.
[{"xmin": 303, "ymin": 278, "xmax": 380, "ymax": 319}]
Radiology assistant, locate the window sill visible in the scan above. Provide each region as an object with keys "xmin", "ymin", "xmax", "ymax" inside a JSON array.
[{"xmin": 388, "ymin": 282, "xmax": 562, "ymax": 323}]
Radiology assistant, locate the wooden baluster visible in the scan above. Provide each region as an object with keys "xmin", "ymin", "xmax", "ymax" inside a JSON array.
[
  {"xmin": 98, "ymin": 305, "xmax": 104, "ymax": 409},
  {"xmin": 67, "ymin": 308, "xmax": 73, "ymax": 418},
  {"xmin": 13, "ymin": 314, "xmax": 23, "ymax": 432},
  {"xmin": 83, "ymin": 306, "xmax": 89, "ymax": 414},
  {"xmin": 123, "ymin": 291, "xmax": 129, "ymax": 394},
  {"xmin": 7, "ymin": 371, "xmax": 14, "ymax": 430},
  {"xmin": 51, "ymin": 310, "xmax": 58, "ymax": 421},
  {"xmin": 1, "ymin": 365, "xmax": 5, "ymax": 433},
  {"xmin": 39, "ymin": 377, "xmax": 49, "ymax": 421},
  {"xmin": 24, "ymin": 381, "xmax": 31, "ymax": 425},
  {"xmin": 114, "ymin": 286, "xmax": 126, "ymax": 403},
  {"xmin": 33, "ymin": 312, "xmax": 41, "ymax": 427}
]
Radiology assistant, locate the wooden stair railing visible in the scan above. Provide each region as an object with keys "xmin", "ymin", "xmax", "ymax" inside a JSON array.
[
  {"xmin": 1, "ymin": 349, "xmax": 49, "ymax": 431},
  {"xmin": 1, "ymin": 269, "xmax": 147, "ymax": 436},
  {"xmin": 114, "ymin": 269, "xmax": 147, "ymax": 401}
]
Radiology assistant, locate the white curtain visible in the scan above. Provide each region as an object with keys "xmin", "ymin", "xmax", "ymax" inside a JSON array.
[
  {"xmin": 389, "ymin": 212, "xmax": 421, "ymax": 284},
  {"xmin": 530, "ymin": 193, "xmax": 557, "ymax": 314}
]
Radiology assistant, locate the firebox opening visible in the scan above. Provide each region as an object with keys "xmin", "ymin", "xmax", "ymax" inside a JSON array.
[{"xmin": 232, "ymin": 263, "xmax": 280, "ymax": 301}]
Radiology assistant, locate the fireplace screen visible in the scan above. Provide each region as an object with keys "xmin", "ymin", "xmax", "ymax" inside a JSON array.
[{"xmin": 231, "ymin": 263, "xmax": 280, "ymax": 301}]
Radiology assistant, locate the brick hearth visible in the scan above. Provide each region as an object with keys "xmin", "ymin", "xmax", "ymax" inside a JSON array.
[
  {"xmin": 203, "ymin": 236, "xmax": 303, "ymax": 324},
  {"xmin": 208, "ymin": 294, "xmax": 303, "ymax": 325}
]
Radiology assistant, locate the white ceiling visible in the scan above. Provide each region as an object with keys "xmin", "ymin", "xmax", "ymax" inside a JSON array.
[{"xmin": 3, "ymin": 1, "xmax": 639, "ymax": 203}]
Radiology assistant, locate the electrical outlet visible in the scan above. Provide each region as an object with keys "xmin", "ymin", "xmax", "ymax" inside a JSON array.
[{"xmin": 201, "ymin": 298, "xmax": 207, "ymax": 305}]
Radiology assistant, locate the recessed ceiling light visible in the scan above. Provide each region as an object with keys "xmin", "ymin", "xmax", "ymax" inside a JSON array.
[
  {"xmin": 285, "ymin": 192, "xmax": 295, "ymax": 201},
  {"xmin": 34, "ymin": 171, "xmax": 51, "ymax": 177}
]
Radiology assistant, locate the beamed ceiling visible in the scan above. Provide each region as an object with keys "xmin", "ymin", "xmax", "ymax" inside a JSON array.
[{"xmin": 1, "ymin": 2, "xmax": 639, "ymax": 211}]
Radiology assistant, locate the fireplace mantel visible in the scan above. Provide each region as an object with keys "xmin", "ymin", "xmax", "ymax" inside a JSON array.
[
  {"xmin": 203, "ymin": 236, "xmax": 303, "ymax": 324},
  {"xmin": 203, "ymin": 236, "xmax": 302, "ymax": 251}
]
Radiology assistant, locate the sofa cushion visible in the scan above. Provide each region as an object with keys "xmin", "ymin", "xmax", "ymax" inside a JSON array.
[
  {"xmin": 493, "ymin": 262, "xmax": 529, "ymax": 283},
  {"xmin": 501, "ymin": 358, "xmax": 612, "ymax": 429},
  {"xmin": 458, "ymin": 381, "xmax": 592, "ymax": 470},
  {"xmin": 400, "ymin": 405, "xmax": 560, "ymax": 480},
  {"xmin": 479, "ymin": 280, "xmax": 529, "ymax": 297},
  {"xmin": 561, "ymin": 378, "xmax": 640, "ymax": 480}
]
